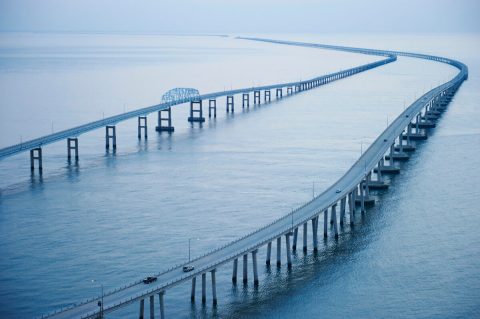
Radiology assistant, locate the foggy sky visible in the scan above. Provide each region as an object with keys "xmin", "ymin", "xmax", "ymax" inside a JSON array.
[{"xmin": 0, "ymin": 0, "xmax": 479, "ymax": 34}]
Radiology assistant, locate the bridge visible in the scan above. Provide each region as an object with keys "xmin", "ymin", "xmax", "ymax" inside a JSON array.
[{"xmin": 32, "ymin": 38, "xmax": 468, "ymax": 318}]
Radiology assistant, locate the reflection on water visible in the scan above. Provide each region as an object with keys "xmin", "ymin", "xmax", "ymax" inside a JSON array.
[{"xmin": 0, "ymin": 33, "xmax": 479, "ymax": 318}]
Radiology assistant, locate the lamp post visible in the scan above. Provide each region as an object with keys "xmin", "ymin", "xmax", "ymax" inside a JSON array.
[{"xmin": 188, "ymin": 238, "xmax": 199, "ymax": 263}]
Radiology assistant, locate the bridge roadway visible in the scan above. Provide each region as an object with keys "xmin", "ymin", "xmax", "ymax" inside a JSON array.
[
  {"xmin": 0, "ymin": 43, "xmax": 394, "ymax": 160},
  {"xmin": 42, "ymin": 38, "xmax": 467, "ymax": 319}
]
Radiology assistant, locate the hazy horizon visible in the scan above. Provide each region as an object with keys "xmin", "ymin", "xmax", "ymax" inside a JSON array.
[{"xmin": 1, "ymin": 0, "xmax": 479, "ymax": 34}]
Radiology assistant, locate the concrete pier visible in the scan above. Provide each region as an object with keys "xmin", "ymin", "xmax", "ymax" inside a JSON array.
[
  {"xmin": 276, "ymin": 237, "xmax": 282, "ymax": 266},
  {"xmin": 292, "ymin": 227, "xmax": 298, "ymax": 251},
  {"xmin": 139, "ymin": 298, "xmax": 145, "ymax": 319},
  {"xmin": 340, "ymin": 197, "xmax": 346, "ymax": 226},
  {"xmin": 137, "ymin": 116, "xmax": 148, "ymax": 139},
  {"xmin": 276, "ymin": 88, "xmax": 283, "ymax": 99},
  {"xmin": 254, "ymin": 90, "xmax": 261, "ymax": 105},
  {"xmin": 374, "ymin": 152, "xmax": 400, "ymax": 174},
  {"xmin": 201, "ymin": 273, "xmax": 206, "ymax": 304},
  {"xmin": 332, "ymin": 204, "xmax": 339, "ymax": 238},
  {"xmin": 243, "ymin": 254, "xmax": 248, "ymax": 284},
  {"xmin": 105, "ymin": 125, "xmax": 116, "ymax": 150},
  {"xmin": 312, "ymin": 217, "xmax": 318, "ymax": 251},
  {"xmin": 156, "ymin": 108, "xmax": 175, "ymax": 132},
  {"xmin": 264, "ymin": 90, "xmax": 271, "ymax": 102},
  {"xmin": 252, "ymin": 250, "xmax": 259, "ymax": 285},
  {"xmin": 348, "ymin": 192, "xmax": 354, "ymax": 225},
  {"xmin": 67, "ymin": 138, "xmax": 78, "ymax": 162},
  {"xmin": 158, "ymin": 292, "xmax": 165, "ymax": 319},
  {"xmin": 211, "ymin": 269, "xmax": 217, "ymax": 306},
  {"xmin": 232, "ymin": 258, "xmax": 238, "ymax": 284},
  {"xmin": 369, "ymin": 160, "xmax": 389, "ymax": 189},
  {"xmin": 303, "ymin": 223, "xmax": 308, "ymax": 252},
  {"xmin": 285, "ymin": 234, "xmax": 292, "ymax": 268},
  {"xmin": 209, "ymin": 99, "xmax": 217, "ymax": 118},
  {"xmin": 188, "ymin": 101, "xmax": 205, "ymax": 123},
  {"xmin": 287, "ymin": 87, "xmax": 293, "ymax": 95},
  {"xmin": 149, "ymin": 295, "xmax": 154, "ymax": 319},
  {"xmin": 266, "ymin": 242, "xmax": 272, "ymax": 265},
  {"xmin": 323, "ymin": 209, "xmax": 328, "ymax": 238},
  {"xmin": 30, "ymin": 147, "xmax": 43, "ymax": 172},
  {"xmin": 226, "ymin": 96, "xmax": 234, "ymax": 113},
  {"xmin": 242, "ymin": 93, "xmax": 249, "ymax": 108},
  {"xmin": 191, "ymin": 277, "xmax": 196, "ymax": 301}
]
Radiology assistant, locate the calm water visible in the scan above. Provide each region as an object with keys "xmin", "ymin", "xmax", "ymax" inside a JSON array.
[{"xmin": 0, "ymin": 33, "xmax": 479, "ymax": 318}]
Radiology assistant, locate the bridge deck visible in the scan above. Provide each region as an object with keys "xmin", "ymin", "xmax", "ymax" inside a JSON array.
[{"xmin": 41, "ymin": 38, "xmax": 467, "ymax": 319}]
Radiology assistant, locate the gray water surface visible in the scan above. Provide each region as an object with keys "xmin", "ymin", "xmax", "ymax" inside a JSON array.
[{"xmin": 0, "ymin": 33, "xmax": 479, "ymax": 318}]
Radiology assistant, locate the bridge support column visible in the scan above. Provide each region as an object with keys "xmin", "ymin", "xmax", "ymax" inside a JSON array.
[
  {"xmin": 292, "ymin": 227, "xmax": 298, "ymax": 251},
  {"xmin": 323, "ymin": 209, "xmax": 328, "ymax": 238},
  {"xmin": 149, "ymin": 295, "xmax": 155, "ymax": 319},
  {"xmin": 276, "ymin": 237, "xmax": 282, "ymax": 266},
  {"xmin": 191, "ymin": 277, "xmax": 196, "ymax": 301},
  {"xmin": 232, "ymin": 258, "xmax": 238, "ymax": 284},
  {"xmin": 332, "ymin": 203, "xmax": 339, "ymax": 238},
  {"xmin": 242, "ymin": 93, "xmax": 249, "ymax": 108},
  {"xmin": 312, "ymin": 216, "xmax": 318, "ymax": 252},
  {"xmin": 285, "ymin": 234, "xmax": 292, "ymax": 269},
  {"xmin": 105, "ymin": 125, "xmax": 116, "ymax": 150},
  {"xmin": 30, "ymin": 147, "xmax": 43, "ymax": 172},
  {"xmin": 156, "ymin": 108, "xmax": 175, "ymax": 132},
  {"xmin": 266, "ymin": 242, "xmax": 272, "ymax": 265},
  {"xmin": 303, "ymin": 223, "xmax": 308, "ymax": 252},
  {"xmin": 348, "ymin": 192, "xmax": 354, "ymax": 225},
  {"xmin": 254, "ymin": 90, "xmax": 261, "ymax": 105},
  {"xmin": 158, "ymin": 291, "xmax": 165, "ymax": 319},
  {"xmin": 252, "ymin": 250, "xmax": 259, "ymax": 285},
  {"xmin": 276, "ymin": 88, "xmax": 283, "ymax": 99},
  {"xmin": 138, "ymin": 116, "xmax": 148, "ymax": 139},
  {"xmin": 67, "ymin": 138, "xmax": 79, "ymax": 162},
  {"xmin": 287, "ymin": 87, "xmax": 293, "ymax": 95},
  {"xmin": 209, "ymin": 99, "xmax": 217, "ymax": 118},
  {"xmin": 264, "ymin": 90, "xmax": 271, "ymax": 102},
  {"xmin": 188, "ymin": 101, "xmax": 205, "ymax": 123},
  {"xmin": 360, "ymin": 181, "xmax": 366, "ymax": 213},
  {"xmin": 340, "ymin": 197, "xmax": 346, "ymax": 226},
  {"xmin": 201, "ymin": 273, "xmax": 206, "ymax": 304},
  {"xmin": 243, "ymin": 254, "xmax": 248, "ymax": 284},
  {"xmin": 139, "ymin": 298, "xmax": 145, "ymax": 319},
  {"xmin": 226, "ymin": 96, "xmax": 234, "ymax": 113},
  {"xmin": 211, "ymin": 269, "xmax": 217, "ymax": 306}
]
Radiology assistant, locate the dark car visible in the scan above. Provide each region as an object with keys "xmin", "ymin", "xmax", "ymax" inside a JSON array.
[{"xmin": 143, "ymin": 276, "xmax": 157, "ymax": 284}]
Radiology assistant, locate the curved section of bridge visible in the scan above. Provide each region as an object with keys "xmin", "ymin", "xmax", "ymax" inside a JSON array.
[{"xmin": 39, "ymin": 38, "xmax": 467, "ymax": 319}]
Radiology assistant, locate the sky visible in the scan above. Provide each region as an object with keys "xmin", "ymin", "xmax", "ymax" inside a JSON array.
[{"xmin": 0, "ymin": 0, "xmax": 479, "ymax": 34}]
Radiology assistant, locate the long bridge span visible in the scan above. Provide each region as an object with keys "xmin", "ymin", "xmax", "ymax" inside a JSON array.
[{"xmin": 34, "ymin": 38, "xmax": 467, "ymax": 318}]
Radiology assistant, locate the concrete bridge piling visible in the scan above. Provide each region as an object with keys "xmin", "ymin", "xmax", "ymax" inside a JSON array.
[
  {"xmin": 67, "ymin": 138, "xmax": 79, "ymax": 162},
  {"xmin": 226, "ymin": 96, "xmax": 234, "ymax": 113},
  {"xmin": 208, "ymin": 99, "xmax": 217, "ymax": 118},
  {"xmin": 105, "ymin": 125, "xmax": 116, "ymax": 150},
  {"xmin": 30, "ymin": 147, "xmax": 43, "ymax": 172},
  {"xmin": 242, "ymin": 93, "xmax": 250, "ymax": 108},
  {"xmin": 137, "ymin": 116, "xmax": 148, "ymax": 139},
  {"xmin": 188, "ymin": 101, "xmax": 205, "ymax": 123},
  {"xmin": 254, "ymin": 90, "xmax": 261, "ymax": 105},
  {"xmin": 156, "ymin": 108, "xmax": 175, "ymax": 132}
]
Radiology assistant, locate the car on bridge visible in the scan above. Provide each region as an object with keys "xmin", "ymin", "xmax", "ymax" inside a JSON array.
[
  {"xmin": 143, "ymin": 276, "xmax": 157, "ymax": 284},
  {"xmin": 183, "ymin": 265, "xmax": 195, "ymax": 272}
]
